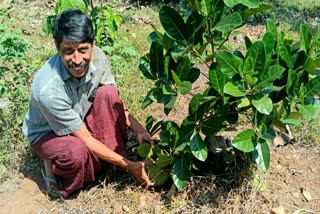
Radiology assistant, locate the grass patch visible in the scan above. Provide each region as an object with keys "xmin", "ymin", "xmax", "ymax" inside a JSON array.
[
  {"xmin": 260, "ymin": 0, "xmax": 320, "ymax": 32},
  {"xmin": 110, "ymin": 5, "xmax": 163, "ymax": 121}
]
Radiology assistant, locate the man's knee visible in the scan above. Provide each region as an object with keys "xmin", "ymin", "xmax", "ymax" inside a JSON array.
[
  {"xmin": 95, "ymin": 84, "xmax": 119, "ymax": 102},
  {"xmin": 54, "ymin": 140, "xmax": 90, "ymax": 171}
]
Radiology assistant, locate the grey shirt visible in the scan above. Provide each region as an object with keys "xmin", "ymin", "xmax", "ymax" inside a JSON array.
[{"xmin": 23, "ymin": 46, "xmax": 115, "ymax": 144}]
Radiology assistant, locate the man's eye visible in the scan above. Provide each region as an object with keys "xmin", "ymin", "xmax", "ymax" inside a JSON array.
[
  {"xmin": 79, "ymin": 48, "xmax": 88, "ymax": 53},
  {"xmin": 63, "ymin": 49, "xmax": 73, "ymax": 55}
]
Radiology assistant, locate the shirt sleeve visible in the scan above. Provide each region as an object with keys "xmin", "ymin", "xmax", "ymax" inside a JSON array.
[{"xmin": 37, "ymin": 92, "xmax": 83, "ymax": 136}]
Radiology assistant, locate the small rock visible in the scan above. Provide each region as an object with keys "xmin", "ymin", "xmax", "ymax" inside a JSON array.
[
  {"xmin": 271, "ymin": 206, "xmax": 285, "ymax": 214},
  {"xmin": 122, "ymin": 205, "xmax": 129, "ymax": 212},
  {"xmin": 274, "ymin": 135, "xmax": 285, "ymax": 147},
  {"xmin": 301, "ymin": 188, "xmax": 312, "ymax": 202},
  {"xmin": 138, "ymin": 195, "xmax": 147, "ymax": 206}
]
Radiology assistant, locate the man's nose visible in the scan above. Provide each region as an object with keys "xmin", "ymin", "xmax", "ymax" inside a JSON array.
[{"xmin": 71, "ymin": 51, "xmax": 83, "ymax": 65}]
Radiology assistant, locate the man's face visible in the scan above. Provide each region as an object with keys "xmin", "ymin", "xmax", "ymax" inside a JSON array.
[{"xmin": 58, "ymin": 41, "xmax": 93, "ymax": 79}]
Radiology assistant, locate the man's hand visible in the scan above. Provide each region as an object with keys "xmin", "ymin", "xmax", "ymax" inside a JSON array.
[
  {"xmin": 128, "ymin": 161, "xmax": 154, "ymax": 186},
  {"xmin": 136, "ymin": 131, "xmax": 154, "ymax": 147}
]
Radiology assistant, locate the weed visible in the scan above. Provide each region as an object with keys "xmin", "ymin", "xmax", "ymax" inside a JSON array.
[{"xmin": 0, "ymin": 8, "xmax": 34, "ymax": 181}]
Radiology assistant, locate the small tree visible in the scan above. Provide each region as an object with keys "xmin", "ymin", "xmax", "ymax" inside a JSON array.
[{"xmin": 138, "ymin": 0, "xmax": 320, "ymax": 189}]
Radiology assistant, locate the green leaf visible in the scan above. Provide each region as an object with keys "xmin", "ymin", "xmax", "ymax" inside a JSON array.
[
  {"xmin": 160, "ymin": 6, "xmax": 188, "ymax": 42},
  {"xmin": 243, "ymin": 56, "xmax": 254, "ymax": 75},
  {"xmin": 150, "ymin": 121, "xmax": 164, "ymax": 137},
  {"xmin": 242, "ymin": 4, "xmax": 272, "ymax": 18},
  {"xmin": 190, "ymin": 131, "xmax": 208, "ymax": 161},
  {"xmin": 188, "ymin": 93, "xmax": 211, "ymax": 122},
  {"xmin": 139, "ymin": 56, "xmax": 157, "ymax": 80},
  {"xmin": 176, "ymin": 56, "xmax": 191, "ymax": 81},
  {"xmin": 305, "ymin": 76, "xmax": 320, "ymax": 97},
  {"xmin": 255, "ymin": 65, "xmax": 285, "ymax": 89},
  {"xmin": 296, "ymin": 103, "xmax": 317, "ymax": 118},
  {"xmin": 246, "ymin": 41, "xmax": 266, "ymax": 73},
  {"xmin": 224, "ymin": 82, "xmax": 246, "ymax": 97},
  {"xmin": 262, "ymin": 127, "xmax": 276, "ymax": 142},
  {"xmin": 281, "ymin": 118, "xmax": 301, "ymax": 126},
  {"xmin": 186, "ymin": 12, "xmax": 204, "ymax": 45},
  {"xmin": 304, "ymin": 56, "xmax": 316, "ymax": 75},
  {"xmin": 245, "ymin": 36, "xmax": 252, "ymax": 49},
  {"xmin": 224, "ymin": 0, "xmax": 260, "ymax": 8},
  {"xmin": 201, "ymin": 0, "xmax": 211, "ymax": 16},
  {"xmin": 141, "ymin": 88, "xmax": 159, "ymax": 109},
  {"xmin": 155, "ymin": 154, "xmax": 174, "ymax": 168},
  {"xmin": 141, "ymin": 96, "xmax": 153, "ymax": 109},
  {"xmin": 163, "ymin": 33, "xmax": 175, "ymax": 50},
  {"xmin": 216, "ymin": 50, "xmax": 242, "ymax": 78},
  {"xmin": 150, "ymin": 40, "xmax": 164, "ymax": 77},
  {"xmin": 214, "ymin": 12, "xmax": 242, "ymax": 33},
  {"xmin": 162, "ymin": 84, "xmax": 176, "ymax": 95},
  {"xmin": 136, "ymin": 143, "xmax": 153, "ymax": 158},
  {"xmin": 171, "ymin": 70, "xmax": 182, "ymax": 86},
  {"xmin": 209, "ymin": 63, "xmax": 226, "ymax": 95},
  {"xmin": 148, "ymin": 31, "xmax": 162, "ymax": 44},
  {"xmin": 147, "ymin": 164, "xmax": 169, "ymax": 186},
  {"xmin": 300, "ymin": 24, "xmax": 312, "ymax": 54},
  {"xmin": 187, "ymin": 67, "xmax": 201, "ymax": 83},
  {"xmin": 280, "ymin": 112, "xmax": 302, "ymax": 126},
  {"xmin": 232, "ymin": 129, "xmax": 256, "ymax": 152},
  {"xmin": 178, "ymin": 81, "xmax": 192, "ymax": 95},
  {"xmin": 145, "ymin": 116, "xmax": 154, "ymax": 133},
  {"xmin": 201, "ymin": 114, "xmax": 224, "ymax": 136},
  {"xmin": 262, "ymin": 32, "xmax": 275, "ymax": 60},
  {"xmin": 147, "ymin": 87, "xmax": 170, "ymax": 103},
  {"xmin": 266, "ymin": 19, "xmax": 278, "ymax": 42},
  {"xmin": 189, "ymin": 93, "xmax": 202, "ymax": 115},
  {"xmin": 42, "ymin": 15, "xmax": 56, "ymax": 34},
  {"xmin": 173, "ymin": 156, "xmax": 191, "ymax": 190},
  {"xmin": 237, "ymin": 97, "xmax": 250, "ymax": 108},
  {"xmin": 252, "ymin": 139, "xmax": 270, "ymax": 171},
  {"xmin": 57, "ymin": 0, "xmax": 88, "ymax": 13},
  {"xmin": 252, "ymin": 96, "xmax": 273, "ymax": 115},
  {"xmin": 164, "ymin": 95, "xmax": 177, "ymax": 115},
  {"xmin": 279, "ymin": 46, "xmax": 293, "ymax": 69},
  {"xmin": 286, "ymin": 69, "xmax": 297, "ymax": 96}
]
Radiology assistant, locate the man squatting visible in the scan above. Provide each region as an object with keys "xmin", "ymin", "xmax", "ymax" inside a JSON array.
[{"xmin": 23, "ymin": 9, "xmax": 154, "ymax": 198}]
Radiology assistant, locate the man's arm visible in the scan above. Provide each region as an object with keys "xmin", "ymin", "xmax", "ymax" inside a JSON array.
[
  {"xmin": 123, "ymin": 103, "xmax": 154, "ymax": 146},
  {"xmin": 72, "ymin": 123, "xmax": 154, "ymax": 186}
]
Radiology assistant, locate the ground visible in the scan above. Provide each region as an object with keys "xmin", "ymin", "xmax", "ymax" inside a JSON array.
[
  {"xmin": 0, "ymin": 0, "xmax": 320, "ymax": 213},
  {"xmin": 0, "ymin": 144, "xmax": 319, "ymax": 213}
]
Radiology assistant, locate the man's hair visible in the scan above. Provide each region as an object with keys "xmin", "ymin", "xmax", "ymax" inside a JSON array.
[{"xmin": 53, "ymin": 9, "xmax": 95, "ymax": 47}]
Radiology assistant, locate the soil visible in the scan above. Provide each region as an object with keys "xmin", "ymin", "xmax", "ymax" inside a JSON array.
[
  {"xmin": 0, "ymin": 1, "xmax": 320, "ymax": 213},
  {"xmin": 0, "ymin": 144, "xmax": 319, "ymax": 213}
]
